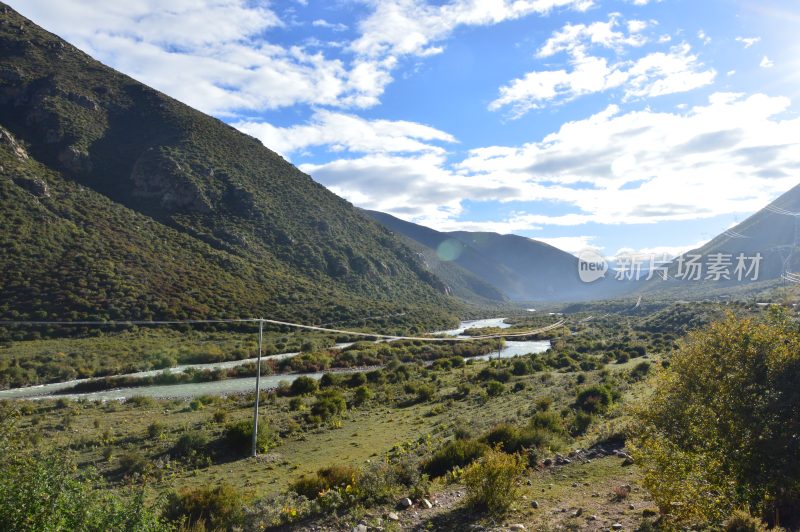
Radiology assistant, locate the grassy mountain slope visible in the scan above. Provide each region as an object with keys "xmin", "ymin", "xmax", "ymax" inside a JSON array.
[
  {"xmin": 0, "ymin": 4, "xmax": 460, "ymax": 335},
  {"xmin": 365, "ymin": 209, "xmax": 597, "ymax": 301},
  {"xmin": 643, "ymin": 182, "xmax": 800, "ymax": 298}
]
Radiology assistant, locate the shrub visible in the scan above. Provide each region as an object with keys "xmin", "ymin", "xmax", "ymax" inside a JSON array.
[
  {"xmin": 484, "ymin": 380, "xmax": 505, "ymax": 397},
  {"xmin": 575, "ymin": 385, "xmax": 613, "ymax": 414},
  {"xmin": 630, "ymin": 361, "xmax": 651, "ymax": 380},
  {"xmin": 530, "ymin": 411, "xmax": 564, "ymax": 434},
  {"xmin": 165, "ymin": 483, "xmax": 244, "ymax": 530},
  {"xmin": 635, "ymin": 312, "xmax": 800, "ymax": 529},
  {"xmin": 224, "ymin": 419, "xmax": 271, "ymax": 454},
  {"xmin": 289, "ymin": 376, "xmax": 319, "ymax": 396},
  {"xmin": 319, "ymin": 373, "xmax": 339, "ymax": 388},
  {"xmin": 484, "ymin": 423, "xmax": 558, "ymax": 454},
  {"xmin": 347, "ymin": 372, "xmax": 367, "ymax": 387},
  {"xmin": 477, "ymin": 368, "xmax": 512, "ymax": 382},
  {"xmin": 290, "ymin": 464, "xmax": 359, "ymax": 499},
  {"xmin": 462, "ymin": 448, "xmax": 525, "ymax": 514},
  {"xmin": 172, "ymin": 431, "xmax": 210, "ymax": 459},
  {"xmin": 353, "ymin": 385, "xmax": 371, "ymax": 406},
  {"xmin": 569, "ymin": 411, "xmax": 593, "ymax": 436},
  {"xmin": 723, "ymin": 509, "xmax": 769, "ymax": 532},
  {"xmin": 534, "ymin": 396, "xmax": 553, "ymax": 411},
  {"xmin": 415, "ymin": 383, "xmax": 436, "ymax": 402},
  {"xmin": 147, "ymin": 421, "xmax": 166, "ymax": 439},
  {"xmin": 310, "ymin": 390, "xmax": 346, "ymax": 422},
  {"xmin": 423, "ymin": 439, "xmax": 488, "ymax": 477},
  {"xmin": 511, "ymin": 359, "xmax": 530, "ymax": 376},
  {"xmin": 118, "ymin": 450, "xmax": 149, "ymax": 476},
  {"xmin": 0, "ymin": 421, "xmax": 168, "ymax": 531},
  {"xmin": 126, "ymin": 396, "xmax": 156, "ymax": 408}
]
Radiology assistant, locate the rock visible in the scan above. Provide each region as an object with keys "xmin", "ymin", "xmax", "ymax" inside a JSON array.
[
  {"xmin": 352, "ymin": 525, "xmax": 368, "ymax": 532},
  {"xmin": 628, "ymin": 503, "xmax": 635, "ymax": 510},
  {"xmin": 0, "ymin": 126, "xmax": 28, "ymax": 160},
  {"xmin": 387, "ymin": 512, "xmax": 399, "ymax": 521},
  {"xmin": 398, "ymin": 498, "xmax": 413, "ymax": 509},
  {"xmin": 572, "ymin": 482, "xmax": 579, "ymax": 487},
  {"xmin": 572, "ymin": 508, "xmax": 583, "ymax": 517},
  {"xmin": 508, "ymin": 525, "xmax": 526, "ymax": 530},
  {"xmin": 421, "ymin": 498, "xmax": 433, "ymax": 509},
  {"xmin": 58, "ymin": 145, "xmax": 93, "ymax": 174},
  {"xmin": 10, "ymin": 176, "xmax": 49, "ymax": 198},
  {"xmin": 588, "ymin": 515, "xmax": 598, "ymax": 521},
  {"xmin": 612, "ymin": 524, "xmax": 623, "ymax": 530},
  {"xmin": 543, "ymin": 458, "xmax": 553, "ymax": 466},
  {"xmin": 531, "ymin": 500, "xmax": 539, "ymax": 509}
]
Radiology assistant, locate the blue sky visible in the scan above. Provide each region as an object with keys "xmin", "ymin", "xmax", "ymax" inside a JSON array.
[{"xmin": 11, "ymin": 0, "xmax": 800, "ymax": 258}]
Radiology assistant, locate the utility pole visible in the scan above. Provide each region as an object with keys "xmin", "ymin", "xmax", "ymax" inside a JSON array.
[{"xmin": 251, "ymin": 319, "xmax": 263, "ymax": 457}]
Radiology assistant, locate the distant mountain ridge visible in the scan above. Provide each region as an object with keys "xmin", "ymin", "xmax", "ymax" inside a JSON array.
[
  {"xmin": 641, "ymin": 182, "xmax": 800, "ymax": 298},
  {"xmin": 0, "ymin": 3, "xmax": 460, "ymax": 333},
  {"xmin": 364, "ymin": 210, "xmax": 602, "ymax": 302}
]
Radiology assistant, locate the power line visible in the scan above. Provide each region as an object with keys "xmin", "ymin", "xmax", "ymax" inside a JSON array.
[{"xmin": 0, "ymin": 317, "xmax": 566, "ymax": 342}]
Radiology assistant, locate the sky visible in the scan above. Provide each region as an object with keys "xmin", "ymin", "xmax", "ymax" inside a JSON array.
[{"xmin": 9, "ymin": 0, "xmax": 800, "ymax": 258}]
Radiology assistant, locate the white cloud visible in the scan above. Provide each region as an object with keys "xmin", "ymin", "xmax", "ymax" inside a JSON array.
[
  {"xmin": 234, "ymin": 110, "xmax": 456, "ymax": 158},
  {"xmin": 300, "ymin": 153, "xmax": 469, "ymax": 223},
  {"xmin": 537, "ymin": 14, "xmax": 649, "ymax": 58},
  {"xmin": 697, "ymin": 29, "xmax": 710, "ymax": 45},
  {"xmin": 736, "ymin": 36, "xmax": 761, "ymax": 48},
  {"xmin": 611, "ymin": 240, "xmax": 709, "ymax": 261},
  {"xmin": 537, "ymin": 236, "xmax": 599, "ymax": 255},
  {"xmin": 760, "ymin": 55, "xmax": 775, "ymax": 68},
  {"xmin": 312, "ymin": 19, "xmax": 348, "ymax": 32},
  {"xmin": 303, "ymin": 92, "xmax": 800, "ymax": 233},
  {"xmin": 490, "ymin": 43, "xmax": 715, "ymax": 117},
  {"xmin": 351, "ymin": 0, "xmax": 594, "ymax": 59},
  {"xmin": 10, "ymin": 0, "xmax": 601, "ymax": 117}
]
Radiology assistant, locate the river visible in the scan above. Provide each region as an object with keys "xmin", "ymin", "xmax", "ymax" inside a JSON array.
[{"xmin": 0, "ymin": 318, "xmax": 549, "ymax": 401}]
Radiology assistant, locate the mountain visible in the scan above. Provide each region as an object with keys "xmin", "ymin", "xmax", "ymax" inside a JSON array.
[
  {"xmin": 0, "ymin": 3, "xmax": 460, "ymax": 335},
  {"xmin": 364, "ymin": 210, "xmax": 604, "ymax": 302},
  {"xmin": 643, "ymin": 182, "xmax": 800, "ymax": 298}
]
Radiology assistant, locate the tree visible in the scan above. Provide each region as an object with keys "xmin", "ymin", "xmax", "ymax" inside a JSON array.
[{"xmin": 634, "ymin": 311, "xmax": 800, "ymax": 529}]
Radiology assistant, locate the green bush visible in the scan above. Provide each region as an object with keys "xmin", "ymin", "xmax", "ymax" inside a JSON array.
[
  {"xmin": 353, "ymin": 385, "xmax": 371, "ymax": 406},
  {"xmin": 575, "ymin": 385, "xmax": 613, "ymax": 414},
  {"xmin": 310, "ymin": 390, "xmax": 346, "ymax": 421},
  {"xmin": 530, "ymin": 411, "xmax": 565, "ymax": 434},
  {"xmin": 635, "ymin": 312, "xmax": 800, "ymax": 529},
  {"xmin": 118, "ymin": 450, "xmax": 149, "ymax": 476},
  {"xmin": 165, "ymin": 483, "xmax": 244, "ymax": 530},
  {"xmin": 290, "ymin": 464, "xmax": 359, "ymax": 499},
  {"xmin": 147, "ymin": 421, "xmax": 166, "ymax": 439},
  {"xmin": 484, "ymin": 380, "xmax": 505, "ymax": 396},
  {"xmin": 423, "ymin": 439, "xmax": 488, "ymax": 477},
  {"xmin": 0, "ymin": 417, "xmax": 169, "ymax": 531},
  {"xmin": 289, "ymin": 376, "xmax": 319, "ymax": 396},
  {"xmin": 484, "ymin": 423, "xmax": 558, "ymax": 453},
  {"xmin": 723, "ymin": 509, "xmax": 769, "ymax": 532},
  {"xmin": 224, "ymin": 419, "xmax": 271, "ymax": 454},
  {"xmin": 172, "ymin": 431, "xmax": 210, "ymax": 459},
  {"xmin": 462, "ymin": 448, "xmax": 525, "ymax": 515}
]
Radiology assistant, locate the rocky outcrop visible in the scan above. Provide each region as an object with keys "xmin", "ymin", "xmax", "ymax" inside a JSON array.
[
  {"xmin": 130, "ymin": 147, "xmax": 212, "ymax": 213},
  {"xmin": 0, "ymin": 125, "xmax": 27, "ymax": 159},
  {"xmin": 58, "ymin": 145, "xmax": 92, "ymax": 173},
  {"xmin": 10, "ymin": 175, "xmax": 49, "ymax": 197}
]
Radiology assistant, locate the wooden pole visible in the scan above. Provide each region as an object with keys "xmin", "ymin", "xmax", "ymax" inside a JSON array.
[{"xmin": 251, "ymin": 319, "xmax": 263, "ymax": 457}]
